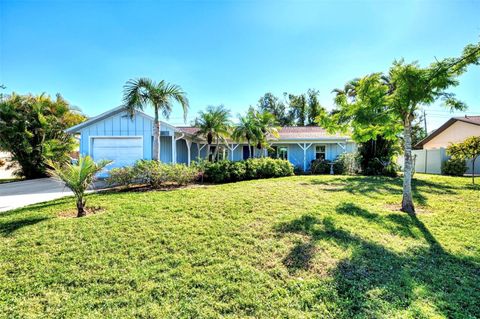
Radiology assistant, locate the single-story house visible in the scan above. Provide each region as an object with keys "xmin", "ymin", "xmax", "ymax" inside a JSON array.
[
  {"xmin": 415, "ymin": 115, "xmax": 480, "ymax": 149},
  {"xmin": 66, "ymin": 106, "xmax": 356, "ymax": 174}
]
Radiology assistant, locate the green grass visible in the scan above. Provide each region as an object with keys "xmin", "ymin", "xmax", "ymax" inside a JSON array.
[{"xmin": 0, "ymin": 174, "xmax": 479, "ymax": 318}]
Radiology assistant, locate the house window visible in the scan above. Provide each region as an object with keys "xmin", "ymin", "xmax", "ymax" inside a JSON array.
[
  {"xmin": 315, "ymin": 145, "xmax": 326, "ymax": 160},
  {"xmin": 278, "ymin": 146, "xmax": 288, "ymax": 160}
]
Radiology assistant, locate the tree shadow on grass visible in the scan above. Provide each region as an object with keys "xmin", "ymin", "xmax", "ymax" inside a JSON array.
[
  {"xmin": 307, "ymin": 176, "xmax": 458, "ymax": 206},
  {"xmin": 275, "ymin": 203, "xmax": 480, "ymax": 318},
  {"xmin": 0, "ymin": 216, "xmax": 50, "ymax": 237}
]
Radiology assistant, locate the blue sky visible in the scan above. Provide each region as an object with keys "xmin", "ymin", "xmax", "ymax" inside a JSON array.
[{"xmin": 1, "ymin": 0, "xmax": 479, "ymax": 131}]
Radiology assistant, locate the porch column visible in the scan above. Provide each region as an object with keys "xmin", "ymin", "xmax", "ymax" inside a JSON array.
[
  {"xmin": 185, "ymin": 140, "xmax": 192, "ymax": 166},
  {"xmin": 228, "ymin": 143, "xmax": 239, "ymax": 161},
  {"xmin": 172, "ymin": 135, "xmax": 176, "ymax": 164},
  {"xmin": 297, "ymin": 142, "xmax": 313, "ymax": 172}
]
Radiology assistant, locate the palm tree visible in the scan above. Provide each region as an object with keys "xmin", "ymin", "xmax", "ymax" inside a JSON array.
[
  {"xmin": 193, "ymin": 105, "xmax": 231, "ymax": 161},
  {"xmin": 123, "ymin": 78, "xmax": 189, "ymax": 161},
  {"xmin": 251, "ymin": 110, "xmax": 280, "ymax": 157},
  {"xmin": 48, "ymin": 156, "xmax": 111, "ymax": 217},
  {"xmin": 232, "ymin": 111, "xmax": 261, "ymax": 159},
  {"xmin": 332, "ymin": 78, "xmax": 360, "ymax": 101}
]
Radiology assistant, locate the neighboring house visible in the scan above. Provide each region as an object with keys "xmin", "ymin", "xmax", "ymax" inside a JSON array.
[
  {"xmin": 397, "ymin": 115, "xmax": 480, "ymax": 175},
  {"xmin": 66, "ymin": 106, "xmax": 356, "ymax": 174},
  {"xmin": 415, "ymin": 115, "xmax": 480, "ymax": 149}
]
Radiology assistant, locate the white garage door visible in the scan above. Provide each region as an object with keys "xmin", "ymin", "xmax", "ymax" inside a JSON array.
[{"xmin": 92, "ymin": 137, "xmax": 143, "ymax": 169}]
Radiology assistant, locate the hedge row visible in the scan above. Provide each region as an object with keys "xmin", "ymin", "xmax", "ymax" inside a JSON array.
[
  {"xmin": 106, "ymin": 158, "xmax": 295, "ymax": 188},
  {"xmin": 200, "ymin": 158, "xmax": 294, "ymax": 183}
]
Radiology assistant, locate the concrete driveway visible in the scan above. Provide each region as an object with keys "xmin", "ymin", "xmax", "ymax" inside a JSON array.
[{"xmin": 0, "ymin": 178, "xmax": 74, "ymax": 212}]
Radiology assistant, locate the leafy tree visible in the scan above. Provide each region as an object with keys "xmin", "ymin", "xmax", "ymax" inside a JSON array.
[
  {"xmin": 193, "ymin": 105, "xmax": 231, "ymax": 161},
  {"xmin": 330, "ymin": 78, "xmax": 400, "ymax": 177},
  {"xmin": 48, "ymin": 156, "xmax": 110, "ymax": 217},
  {"xmin": 257, "ymin": 92, "xmax": 294, "ymax": 126},
  {"xmin": 410, "ymin": 114, "xmax": 427, "ymax": 148},
  {"xmin": 306, "ymin": 89, "xmax": 325, "ymax": 126},
  {"xmin": 232, "ymin": 111, "xmax": 262, "ymax": 159},
  {"xmin": 0, "ymin": 93, "xmax": 86, "ymax": 179},
  {"xmin": 447, "ymin": 136, "xmax": 480, "ymax": 184},
  {"xmin": 287, "ymin": 93, "xmax": 308, "ymax": 126},
  {"xmin": 123, "ymin": 78, "xmax": 189, "ymax": 161},
  {"xmin": 320, "ymin": 41, "xmax": 480, "ymax": 213}
]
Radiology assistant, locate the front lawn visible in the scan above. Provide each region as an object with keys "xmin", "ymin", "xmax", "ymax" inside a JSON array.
[{"xmin": 1, "ymin": 175, "xmax": 479, "ymax": 318}]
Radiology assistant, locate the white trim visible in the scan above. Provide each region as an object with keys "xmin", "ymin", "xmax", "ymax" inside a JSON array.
[
  {"xmin": 314, "ymin": 144, "xmax": 328, "ymax": 161},
  {"xmin": 297, "ymin": 143, "xmax": 313, "ymax": 172},
  {"xmin": 336, "ymin": 142, "xmax": 346, "ymax": 151},
  {"xmin": 88, "ymin": 135, "xmax": 144, "ymax": 160},
  {"xmin": 171, "ymin": 135, "xmax": 176, "ymax": 164},
  {"xmin": 185, "ymin": 140, "xmax": 192, "ymax": 166}
]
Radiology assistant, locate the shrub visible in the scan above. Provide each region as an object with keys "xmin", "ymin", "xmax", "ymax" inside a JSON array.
[
  {"xmin": 442, "ymin": 158, "xmax": 467, "ymax": 176},
  {"xmin": 106, "ymin": 161, "xmax": 200, "ymax": 189},
  {"xmin": 0, "ymin": 93, "xmax": 86, "ymax": 179},
  {"xmin": 310, "ymin": 159, "xmax": 331, "ymax": 174},
  {"xmin": 335, "ymin": 153, "xmax": 360, "ymax": 175},
  {"xmin": 107, "ymin": 166, "xmax": 136, "ymax": 188},
  {"xmin": 201, "ymin": 158, "xmax": 294, "ymax": 183}
]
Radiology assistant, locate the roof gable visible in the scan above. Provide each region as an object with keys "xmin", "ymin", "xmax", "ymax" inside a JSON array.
[{"xmin": 66, "ymin": 106, "xmax": 177, "ymax": 133}]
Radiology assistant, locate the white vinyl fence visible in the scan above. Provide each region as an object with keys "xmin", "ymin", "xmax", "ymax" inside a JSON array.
[{"xmin": 397, "ymin": 148, "xmax": 479, "ymax": 175}]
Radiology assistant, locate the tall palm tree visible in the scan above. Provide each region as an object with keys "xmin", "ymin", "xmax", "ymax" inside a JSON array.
[
  {"xmin": 193, "ymin": 105, "xmax": 231, "ymax": 161},
  {"xmin": 232, "ymin": 111, "xmax": 261, "ymax": 159},
  {"xmin": 123, "ymin": 78, "xmax": 189, "ymax": 161}
]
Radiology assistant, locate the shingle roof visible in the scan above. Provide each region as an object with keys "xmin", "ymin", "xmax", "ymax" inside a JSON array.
[
  {"xmin": 177, "ymin": 126, "xmax": 350, "ymax": 140},
  {"xmin": 415, "ymin": 115, "xmax": 480, "ymax": 149},
  {"xmin": 275, "ymin": 126, "xmax": 348, "ymax": 139},
  {"xmin": 458, "ymin": 115, "xmax": 480, "ymax": 125}
]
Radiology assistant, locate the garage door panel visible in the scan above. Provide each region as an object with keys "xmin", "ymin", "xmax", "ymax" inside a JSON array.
[{"xmin": 92, "ymin": 137, "xmax": 143, "ymax": 169}]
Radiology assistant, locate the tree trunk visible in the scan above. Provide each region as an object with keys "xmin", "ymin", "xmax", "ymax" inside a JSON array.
[
  {"xmin": 401, "ymin": 117, "xmax": 415, "ymax": 214},
  {"xmin": 472, "ymin": 157, "xmax": 476, "ymax": 185},
  {"xmin": 76, "ymin": 197, "xmax": 86, "ymax": 217},
  {"xmin": 247, "ymin": 140, "xmax": 252, "ymax": 158},
  {"xmin": 213, "ymin": 137, "xmax": 220, "ymax": 161},
  {"xmin": 153, "ymin": 110, "xmax": 161, "ymax": 161}
]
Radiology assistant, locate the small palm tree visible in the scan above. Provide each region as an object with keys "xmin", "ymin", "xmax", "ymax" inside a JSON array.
[
  {"xmin": 48, "ymin": 156, "xmax": 111, "ymax": 217},
  {"xmin": 232, "ymin": 111, "xmax": 261, "ymax": 159},
  {"xmin": 194, "ymin": 105, "xmax": 231, "ymax": 161},
  {"xmin": 123, "ymin": 78, "xmax": 189, "ymax": 161}
]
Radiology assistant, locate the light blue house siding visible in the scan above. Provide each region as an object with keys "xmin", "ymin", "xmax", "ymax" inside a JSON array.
[
  {"xmin": 176, "ymin": 139, "xmax": 188, "ymax": 164},
  {"xmin": 160, "ymin": 136, "xmax": 173, "ymax": 163},
  {"xmin": 78, "ymin": 110, "xmax": 154, "ymax": 160},
  {"xmin": 69, "ymin": 107, "xmax": 357, "ymax": 173}
]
